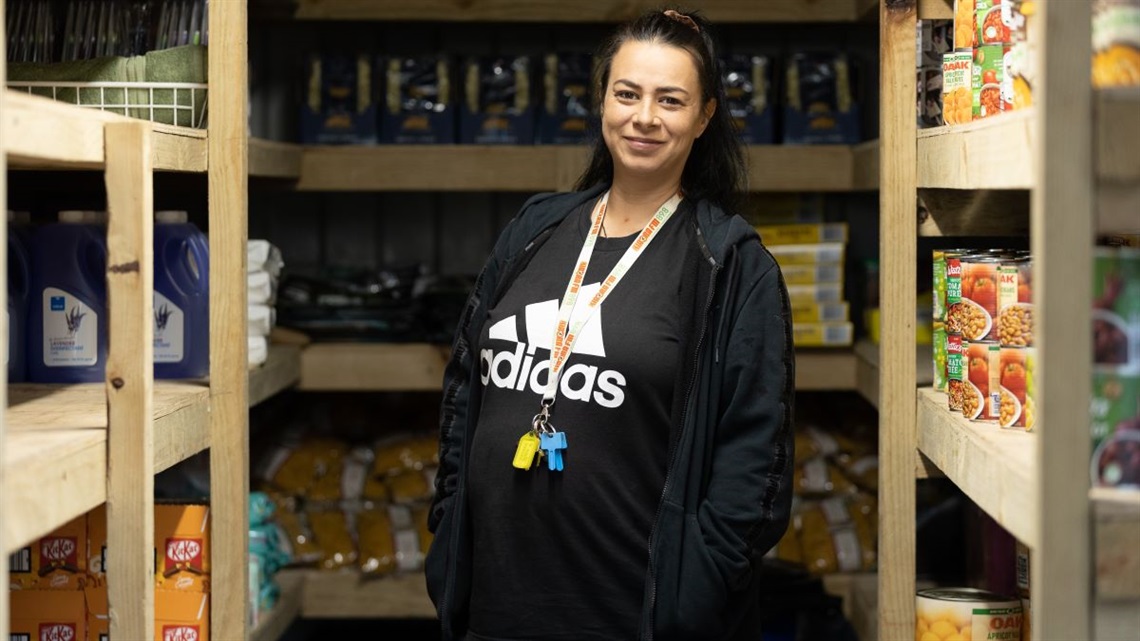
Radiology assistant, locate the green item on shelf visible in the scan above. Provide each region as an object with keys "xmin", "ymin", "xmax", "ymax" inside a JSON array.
[
  {"xmin": 8, "ymin": 56, "xmax": 129, "ymax": 107},
  {"xmin": 145, "ymin": 45, "xmax": 208, "ymax": 127}
]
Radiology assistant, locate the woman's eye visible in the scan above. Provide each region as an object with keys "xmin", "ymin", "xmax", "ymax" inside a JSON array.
[
  {"xmin": 661, "ymin": 96, "xmax": 682, "ymax": 106},
  {"xmin": 615, "ymin": 90, "xmax": 637, "ymax": 100}
]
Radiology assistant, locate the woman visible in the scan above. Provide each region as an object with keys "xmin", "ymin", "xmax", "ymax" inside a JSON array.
[{"xmin": 426, "ymin": 9, "xmax": 794, "ymax": 641}]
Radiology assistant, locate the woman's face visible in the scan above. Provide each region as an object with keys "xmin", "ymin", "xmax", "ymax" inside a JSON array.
[{"xmin": 601, "ymin": 40, "xmax": 714, "ymax": 185}]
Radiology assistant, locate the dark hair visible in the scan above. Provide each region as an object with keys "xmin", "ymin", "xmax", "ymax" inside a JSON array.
[{"xmin": 574, "ymin": 8, "xmax": 747, "ymax": 212}]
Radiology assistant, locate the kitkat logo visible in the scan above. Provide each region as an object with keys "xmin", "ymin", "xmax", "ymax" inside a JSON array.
[
  {"xmin": 40, "ymin": 537, "xmax": 78, "ymax": 565},
  {"xmin": 163, "ymin": 625, "xmax": 199, "ymax": 641},
  {"xmin": 165, "ymin": 538, "xmax": 203, "ymax": 570},
  {"xmin": 39, "ymin": 623, "xmax": 76, "ymax": 641}
]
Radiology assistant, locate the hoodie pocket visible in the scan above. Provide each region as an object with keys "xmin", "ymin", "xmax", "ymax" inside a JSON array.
[
  {"xmin": 653, "ymin": 501, "xmax": 752, "ymax": 640},
  {"xmin": 424, "ymin": 499, "xmax": 456, "ymax": 614}
]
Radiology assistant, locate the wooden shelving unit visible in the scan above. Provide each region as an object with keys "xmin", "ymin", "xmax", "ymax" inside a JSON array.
[
  {"xmin": 250, "ymin": 138, "xmax": 303, "ymax": 180},
  {"xmin": 251, "ymin": 570, "xmax": 306, "ymax": 641},
  {"xmin": 296, "ymin": 145, "xmax": 877, "ymax": 193},
  {"xmin": 853, "ymin": 339, "xmax": 933, "ymax": 410},
  {"xmin": 298, "ymin": 342, "xmax": 864, "ymax": 392},
  {"xmin": 878, "ymin": 1, "xmax": 1140, "ymax": 639},
  {"xmin": 291, "ymin": 0, "xmax": 865, "ymax": 23}
]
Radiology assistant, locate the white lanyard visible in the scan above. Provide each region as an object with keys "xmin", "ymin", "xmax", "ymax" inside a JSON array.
[{"xmin": 540, "ymin": 190, "xmax": 683, "ymax": 412}]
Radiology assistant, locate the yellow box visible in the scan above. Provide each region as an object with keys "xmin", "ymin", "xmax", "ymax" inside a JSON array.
[
  {"xmin": 9, "ymin": 589, "xmax": 86, "ymax": 641},
  {"xmin": 756, "ymin": 222, "xmax": 848, "ymax": 246},
  {"xmin": 768, "ymin": 242, "xmax": 845, "ymax": 266},
  {"xmin": 88, "ymin": 503, "xmax": 210, "ymax": 593},
  {"xmin": 793, "ymin": 322, "xmax": 854, "ymax": 347},
  {"xmin": 786, "ymin": 283, "xmax": 843, "ymax": 305},
  {"xmin": 790, "ymin": 302, "xmax": 849, "ymax": 324},
  {"xmin": 86, "ymin": 585, "xmax": 210, "ymax": 641},
  {"xmin": 9, "ymin": 514, "xmax": 88, "ymax": 590},
  {"xmin": 779, "ymin": 263, "xmax": 844, "ymax": 285}
]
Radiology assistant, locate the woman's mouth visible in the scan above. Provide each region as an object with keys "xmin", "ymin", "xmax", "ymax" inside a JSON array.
[{"xmin": 624, "ymin": 136, "xmax": 664, "ymax": 152}]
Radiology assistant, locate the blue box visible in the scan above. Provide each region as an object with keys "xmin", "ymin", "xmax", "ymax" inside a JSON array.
[
  {"xmin": 782, "ymin": 53, "xmax": 861, "ymax": 145},
  {"xmin": 723, "ymin": 54, "xmax": 775, "ymax": 145},
  {"xmin": 460, "ymin": 56, "xmax": 535, "ymax": 145},
  {"xmin": 537, "ymin": 53, "xmax": 596, "ymax": 145},
  {"xmin": 379, "ymin": 55, "xmax": 457, "ymax": 144},
  {"xmin": 300, "ymin": 53, "xmax": 378, "ymax": 145}
]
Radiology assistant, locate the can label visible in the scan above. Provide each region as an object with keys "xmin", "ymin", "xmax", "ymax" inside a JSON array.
[
  {"xmin": 934, "ymin": 251, "xmax": 949, "ymax": 322},
  {"xmin": 999, "ymin": 346, "xmax": 1034, "ymax": 429},
  {"xmin": 154, "ymin": 292, "xmax": 186, "ymax": 363},
  {"xmin": 948, "ymin": 334, "xmax": 966, "ymax": 412},
  {"xmin": 971, "ymin": 607, "xmax": 1024, "ymax": 640},
  {"xmin": 934, "ymin": 325, "xmax": 949, "ymax": 392},
  {"xmin": 998, "ymin": 262, "xmax": 1034, "ymax": 346}
]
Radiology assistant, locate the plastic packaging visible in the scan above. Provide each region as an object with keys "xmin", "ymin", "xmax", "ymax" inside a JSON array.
[{"xmin": 154, "ymin": 211, "xmax": 210, "ymax": 379}]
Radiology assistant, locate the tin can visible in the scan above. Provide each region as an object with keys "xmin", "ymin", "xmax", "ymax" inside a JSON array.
[
  {"xmin": 977, "ymin": 0, "xmax": 1012, "ymax": 44},
  {"xmin": 999, "ymin": 346, "xmax": 1035, "ymax": 430},
  {"xmin": 950, "ymin": 255, "xmax": 1001, "ymax": 342},
  {"xmin": 1093, "ymin": 0, "xmax": 1140, "ymax": 88},
  {"xmin": 1091, "ymin": 247, "xmax": 1140, "ymax": 487},
  {"xmin": 934, "ymin": 249, "xmax": 973, "ymax": 324},
  {"xmin": 948, "ymin": 333, "xmax": 966, "ymax": 412},
  {"xmin": 943, "ymin": 51, "xmax": 974, "ymax": 125},
  {"xmin": 966, "ymin": 340, "xmax": 1001, "ymax": 422},
  {"xmin": 916, "ymin": 588, "xmax": 1024, "ymax": 641},
  {"xmin": 998, "ymin": 257, "xmax": 1034, "ymax": 347},
  {"xmin": 973, "ymin": 45, "xmax": 1008, "ymax": 119},
  {"xmin": 934, "ymin": 324, "xmax": 949, "ymax": 392}
]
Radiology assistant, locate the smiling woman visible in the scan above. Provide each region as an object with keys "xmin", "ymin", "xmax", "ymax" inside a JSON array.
[{"xmin": 425, "ymin": 9, "xmax": 794, "ymax": 641}]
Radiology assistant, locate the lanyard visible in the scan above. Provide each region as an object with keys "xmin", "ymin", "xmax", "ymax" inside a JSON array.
[{"xmin": 539, "ymin": 190, "xmax": 683, "ymax": 413}]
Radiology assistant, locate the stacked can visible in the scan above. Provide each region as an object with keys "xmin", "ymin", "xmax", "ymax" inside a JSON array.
[
  {"xmin": 934, "ymin": 249, "xmax": 975, "ymax": 394},
  {"xmin": 996, "ymin": 256, "xmax": 1036, "ymax": 431}
]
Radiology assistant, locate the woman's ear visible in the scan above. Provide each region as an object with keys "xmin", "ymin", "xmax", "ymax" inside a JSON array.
[{"xmin": 697, "ymin": 99, "xmax": 716, "ymax": 137}]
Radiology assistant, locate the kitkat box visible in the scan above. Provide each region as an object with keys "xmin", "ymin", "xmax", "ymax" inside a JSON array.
[
  {"xmin": 9, "ymin": 514, "xmax": 88, "ymax": 590},
  {"xmin": 86, "ymin": 586, "xmax": 209, "ymax": 641},
  {"xmin": 9, "ymin": 589, "xmax": 86, "ymax": 641},
  {"xmin": 87, "ymin": 503, "xmax": 210, "ymax": 592}
]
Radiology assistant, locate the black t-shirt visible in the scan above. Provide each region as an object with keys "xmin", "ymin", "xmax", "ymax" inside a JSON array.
[{"xmin": 466, "ymin": 198, "xmax": 695, "ymax": 641}]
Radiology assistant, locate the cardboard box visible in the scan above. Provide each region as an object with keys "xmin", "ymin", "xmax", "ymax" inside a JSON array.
[
  {"xmin": 793, "ymin": 322, "xmax": 855, "ymax": 347},
  {"xmin": 9, "ymin": 514, "xmax": 88, "ymax": 590},
  {"xmin": 88, "ymin": 503, "xmax": 210, "ymax": 593},
  {"xmin": 300, "ymin": 53, "xmax": 378, "ymax": 145},
  {"xmin": 9, "ymin": 589, "xmax": 87, "ymax": 641},
  {"xmin": 86, "ymin": 585, "xmax": 210, "ymax": 641},
  {"xmin": 786, "ymin": 283, "xmax": 843, "ymax": 305},
  {"xmin": 768, "ymin": 242, "xmax": 846, "ymax": 266},
  {"xmin": 756, "ymin": 222, "xmax": 848, "ymax": 246},
  {"xmin": 780, "ymin": 263, "xmax": 844, "ymax": 286},
  {"xmin": 790, "ymin": 302, "xmax": 850, "ymax": 324}
]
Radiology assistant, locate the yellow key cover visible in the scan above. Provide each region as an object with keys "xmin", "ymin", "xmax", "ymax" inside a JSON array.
[{"xmin": 512, "ymin": 432, "xmax": 540, "ymax": 469}]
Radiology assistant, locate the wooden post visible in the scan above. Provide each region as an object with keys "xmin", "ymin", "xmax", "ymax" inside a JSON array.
[
  {"xmin": 878, "ymin": 1, "xmax": 918, "ymax": 640},
  {"xmin": 104, "ymin": 121, "xmax": 156, "ymax": 641},
  {"xmin": 1033, "ymin": 0, "xmax": 1092, "ymax": 636},
  {"xmin": 209, "ymin": 0, "xmax": 251, "ymax": 638},
  {"xmin": 0, "ymin": 4, "xmax": 9, "ymax": 637}
]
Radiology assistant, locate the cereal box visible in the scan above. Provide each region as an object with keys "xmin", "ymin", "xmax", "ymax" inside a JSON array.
[
  {"xmin": 942, "ymin": 52, "xmax": 973, "ymax": 125},
  {"xmin": 972, "ymin": 45, "xmax": 1006, "ymax": 119},
  {"xmin": 10, "ymin": 589, "xmax": 86, "ymax": 641},
  {"xmin": 9, "ymin": 514, "xmax": 88, "ymax": 590}
]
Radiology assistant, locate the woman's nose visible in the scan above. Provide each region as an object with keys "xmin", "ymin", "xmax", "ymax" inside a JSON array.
[{"xmin": 633, "ymin": 99, "xmax": 657, "ymax": 126}]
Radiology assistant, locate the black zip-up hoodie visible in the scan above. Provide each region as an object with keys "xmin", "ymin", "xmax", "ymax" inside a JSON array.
[{"xmin": 426, "ymin": 184, "xmax": 795, "ymax": 641}]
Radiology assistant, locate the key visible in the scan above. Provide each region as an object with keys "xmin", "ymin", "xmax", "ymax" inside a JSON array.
[
  {"xmin": 512, "ymin": 432, "xmax": 540, "ymax": 470},
  {"xmin": 540, "ymin": 431, "xmax": 567, "ymax": 472}
]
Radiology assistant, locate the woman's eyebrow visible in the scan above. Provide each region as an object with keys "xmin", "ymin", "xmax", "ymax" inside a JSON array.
[{"xmin": 613, "ymin": 78, "xmax": 691, "ymax": 95}]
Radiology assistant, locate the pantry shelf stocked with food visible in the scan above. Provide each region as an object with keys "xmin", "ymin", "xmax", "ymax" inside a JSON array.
[{"xmin": 879, "ymin": 0, "xmax": 1140, "ymax": 639}]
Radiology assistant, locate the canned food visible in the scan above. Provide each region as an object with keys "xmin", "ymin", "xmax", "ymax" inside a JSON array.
[
  {"xmin": 966, "ymin": 340, "xmax": 1001, "ymax": 422},
  {"xmin": 973, "ymin": 45, "xmax": 1009, "ymax": 118},
  {"xmin": 934, "ymin": 249, "xmax": 973, "ymax": 323},
  {"xmin": 999, "ymin": 346, "xmax": 1035, "ymax": 430},
  {"xmin": 954, "ymin": 0, "xmax": 977, "ymax": 50},
  {"xmin": 948, "ymin": 334, "xmax": 966, "ymax": 412},
  {"xmin": 1093, "ymin": 0, "xmax": 1140, "ymax": 88},
  {"xmin": 943, "ymin": 52, "xmax": 973, "ymax": 125},
  {"xmin": 916, "ymin": 588, "xmax": 1024, "ymax": 641},
  {"xmin": 977, "ymin": 0, "xmax": 1012, "ymax": 44},
  {"xmin": 998, "ymin": 258, "xmax": 1034, "ymax": 347},
  {"xmin": 934, "ymin": 324, "xmax": 949, "ymax": 392},
  {"xmin": 1015, "ymin": 541, "xmax": 1030, "ymax": 599},
  {"xmin": 1091, "ymin": 247, "xmax": 1140, "ymax": 487},
  {"xmin": 949, "ymin": 255, "xmax": 1001, "ymax": 341}
]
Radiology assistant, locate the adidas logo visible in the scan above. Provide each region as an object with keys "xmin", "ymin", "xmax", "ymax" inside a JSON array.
[{"xmin": 481, "ymin": 284, "xmax": 626, "ymax": 408}]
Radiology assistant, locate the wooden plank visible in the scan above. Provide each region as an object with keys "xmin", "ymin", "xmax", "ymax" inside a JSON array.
[
  {"xmin": 795, "ymin": 349, "xmax": 857, "ymax": 391},
  {"xmin": 208, "ymin": 0, "xmax": 251, "ymax": 637},
  {"xmin": 299, "ymin": 343, "xmax": 449, "ymax": 391},
  {"xmin": 918, "ymin": 0, "xmax": 952, "ymax": 20},
  {"xmin": 917, "ymin": 189, "xmax": 1031, "ymax": 237},
  {"xmin": 852, "ymin": 140, "xmax": 879, "ymax": 191},
  {"xmin": 917, "ymin": 109, "xmax": 1036, "ymax": 189},
  {"xmin": 853, "ymin": 339, "xmax": 933, "ymax": 410},
  {"xmin": 1096, "ymin": 601, "xmax": 1140, "ymax": 641},
  {"xmin": 293, "ymin": 0, "xmax": 859, "ymax": 22},
  {"xmin": 1098, "ymin": 183, "xmax": 1140, "ymax": 234},
  {"xmin": 1, "ymin": 29, "xmax": 9, "ymax": 641},
  {"xmin": 916, "ymin": 387, "xmax": 1036, "ymax": 543},
  {"xmin": 296, "ymin": 146, "xmax": 864, "ymax": 193},
  {"xmin": 6, "ymin": 382, "xmax": 207, "ymax": 431},
  {"xmin": 250, "ymin": 138, "xmax": 302, "ymax": 179},
  {"xmin": 249, "ymin": 345, "xmax": 302, "ymax": 406},
  {"xmin": 1092, "ymin": 488, "xmax": 1140, "ymax": 600},
  {"xmin": 251, "ymin": 570, "xmax": 305, "ymax": 641},
  {"xmin": 104, "ymin": 121, "xmax": 156, "ymax": 641},
  {"xmin": 1096, "ymin": 88, "xmax": 1140, "ymax": 184},
  {"xmin": 3, "ymin": 92, "xmax": 206, "ymax": 172},
  {"xmin": 297, "ymin": 571, "xmax": 435, "ymax": 618},
  {"xmin": 1034, "ymin": 0, "xmax": 1093, "ymax": 636},
  {"xmin": 878, "ymin": 1, "xmax": 918, "ymax": 640}
]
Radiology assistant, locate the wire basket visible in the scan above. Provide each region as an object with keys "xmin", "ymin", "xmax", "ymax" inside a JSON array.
[{"xmin": 7, "ymin": 81, "xmax": 208, "ymax": 128}]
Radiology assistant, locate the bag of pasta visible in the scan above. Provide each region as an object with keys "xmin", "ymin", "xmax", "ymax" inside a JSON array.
[
  {"xmin": 308, "ymin": 509, "xmax": 357, "ymax": 571},
  {"xmin": 797, "ymin": 494, "xmax": 878, "ymax": 575}
]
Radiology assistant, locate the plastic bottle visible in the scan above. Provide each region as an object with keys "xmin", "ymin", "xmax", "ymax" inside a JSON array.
[
  {"xmin": 154, "ymin": 210, "xmax": 210, "ymax": 379},
  {"xmin": 7, "ymin": 211, "xmax": 32, "ymax": 382},
  {"xmin": 27, "ymin": 211, "xmax": 108, "ymax": 383}
]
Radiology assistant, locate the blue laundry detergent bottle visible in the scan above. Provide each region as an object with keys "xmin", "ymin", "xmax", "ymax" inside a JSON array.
[
  {"xmin": 28, "ymin": 211, "xmax": 108, "ymax": 383},
  {"xmin": 7, "ymin": 211, "xmax": 32, "ymax": 382},
  {"xmin": 154, "ymin": 211, "xmax": 210, "ymax": 379}
]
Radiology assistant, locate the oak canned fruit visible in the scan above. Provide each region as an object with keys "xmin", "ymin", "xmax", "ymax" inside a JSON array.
[
  {"xmin": 965, "ymin": 340, "xmax": 1001, "ymax": 422},
  {"xmin": 1093, "ymin": 0, "xmax": 1140, "ymax": 88},
  {"xmin": 955, "ymin": 0, "xmax": 978, "ymax": 50},
  {"xmin": 943, "ymin": 52, "xmax": 973, "ymax": 125},
  {"xmin": 999, "ymin": 346, "xmax": 1035, "ymax": 430},
  {"xmin": 916, "ymin": 588, "xmax": 1023, "ymax": 641},
  {"xmin": 998, "ymin": 258, "xmax": 1034, "ymax": 347}
]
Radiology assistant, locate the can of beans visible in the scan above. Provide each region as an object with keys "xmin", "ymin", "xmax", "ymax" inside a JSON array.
[
  {"xmin": 998, "ymin": 257, "xmax": 1034, "ymax": 347},
  {"xmin": 916, "ymin": 588, "xmax": 1024, "ymax": 641},
  {"xmin": 965, "ymin": 339, "xmax": 1001, "ymax": 421},
  {"xmin": 948, "ymin": 333, "xmax": 966, "ymax": 412},
  {"xmin": 934, "ymin": 323, "xmax": 949, "ymax": 392},
  {"xmin": 999, "ymin": 346, "xmax": 1035, "ymax": 430},
  {"xmin": 949, "ymin": 255, "xmax": 1001, "ymax": 342},
  {"xmin": 934, "ymin": 249, "xmax": 973, "ymax": 324}
]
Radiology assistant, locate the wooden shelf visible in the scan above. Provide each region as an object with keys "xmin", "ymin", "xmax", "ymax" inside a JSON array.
[
  {"xmin": 298, "ymin": 342, "xmax": 860, "ymax": 392},
  {"xmin": 292, "ymin": 0, "xmax": 863, "ymax": 22},
  {"xmin": 1096, "ymin": 88, "xmax": 1140, "ymax": 234},
  {"xmin": 290, "ymin": 570, "xmax": 435, "ymax": 619},
  {"xmin": 853, "ymin": 339, "xmax": 933, "ymax": 410},
  {"xmin": 2, "ymin": 352, "xmax": 299, "ymax": 554},
  {"xmin": 250, "ymin": 138, "xmax": 302, "ymax": 180},
  {"xmin": 251, "ymin": 570, "xmax": 306, "ymax": 641},
  {"xmin": 917, "ymin": 0, "xmax": 953, "ymax": 20},
  {"xmin": 916, "ymin": 387, "xmax": 1036, "ymax": 545},
  {"xmin": 917, "ymin": 109, "xmax": 1036, "ymax": 191},
  {"xmin": 296, "ymin": 145, "xmax": 874, "ymax": 193},
  {"xmin": 3, "ymin": 91, "xmax": 207, "ymax": 172}
]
